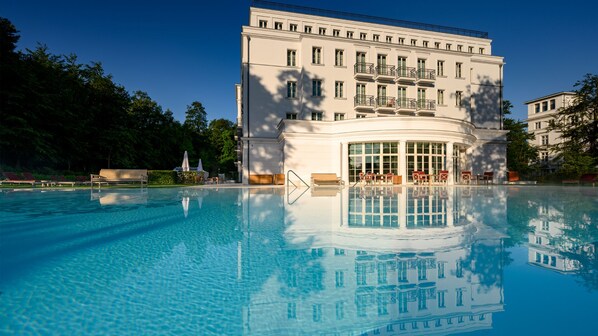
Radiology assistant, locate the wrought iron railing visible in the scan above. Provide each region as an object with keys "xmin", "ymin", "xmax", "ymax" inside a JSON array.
[
  {"xmin": 354, "ymin": 62, "xmax": 375, "ymax": 76},
  {"xmin": 396, "ymin": 98, "xmax": 417, "ymax": 110},
  {"xmin": 396, "ymin": 67, "xmax": 417, "ymax": 79},
  {"xmin": 376, "ymin": 96, "xmax": 396, "ymax": 108},
  {"xmin": 354, "ymin": 95, "xmax": 376, "ymax": 107},
  {"xmin": 375, "ymin": 64, "xmax": 396, "ymax": 77},
  {"xmin": 417, "ymin": 69, "xmax": 436, "ymax": 81},
  {"xmin": 417, "ymin": 99, "xmax": 437, "ymax": 111}
]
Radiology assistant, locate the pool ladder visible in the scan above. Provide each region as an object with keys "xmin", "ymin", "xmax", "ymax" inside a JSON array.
[{"xmin": 286, "ymin": 170, "xmax": 309, "ymax": 205}]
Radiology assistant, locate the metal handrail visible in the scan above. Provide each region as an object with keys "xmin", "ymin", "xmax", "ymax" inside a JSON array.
[{"xmin": 287, "ymin": 169, "xmax": 310, "ymax": 205}]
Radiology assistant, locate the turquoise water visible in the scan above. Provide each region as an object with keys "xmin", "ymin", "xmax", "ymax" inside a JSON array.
[{"xmin": 0, "ymin": 186, "xmax": 596, "ymax": 335}]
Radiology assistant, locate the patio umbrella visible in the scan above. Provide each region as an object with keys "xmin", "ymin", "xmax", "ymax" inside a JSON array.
[
  {"xmin": 181, "ymin": 151, "xmax": 190, "ymax": 172},
  {"xmin": 197, "ymin": 158, "xmax": 208, "ymax": 178}
]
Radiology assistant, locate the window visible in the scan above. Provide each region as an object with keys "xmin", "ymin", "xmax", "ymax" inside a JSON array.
[
  {"xmin": 312, "ymin": 79, "xmax": 322, "ymax": 97},
  {"xmin": 457, "ymin": 44, "xmax": 463, "ymax": 52},
  {"xmin": 287, "ymin": 302, "xmax": 296, "ymax": 319},
  {"xmin": 541, "ymin": 135, "xmax": 549, "ymax": 146},
  {"xmin": 535, "ymin": 103, "xmax": 540, "ymax": 113},
  {"xmin": 479, "ymin": 48, "xmax": 485, "ymax": 54},
  {"xmin": 438, "ymin": 262, "xmax": 446, "ymax": 278},
  {"xmin": 336, "ymin": 301, "xmax": 345, "ymax": 320},
  {"xmin": 360, "ymin": 32, "xmax": 367, "ymax": 40},
  {"xmin": 437, "ymin": 90, "xmax": 444, "ymax": 105},
  {"xmin": 456, "ymin": 289, "xmax": 464, "ymax": 306},
  {"xmin": 437, "ymin": 60, "xmax": 444, "ymax": 76},
  {"xmin": 423, "ymin": 40, "xmax": 429, "ymax": 48},
  {"xmin": 286, "ymin": 113, "xmax": 297, "ymax": 120},
  {"xmin": 446, "ymin": 43, "xmax": 451, "ymax": 50},
  {"xmin": 334, "ymin": 113, "xmax": 345, "ymax": 121},
  {"xmin": 535, "ymin": 122, "xmax": 541, "ymax": 129},
  {"xmin": 398, "ymin": 37, "xmax": 405, "ymax": 44},
  {"xmin": 319, "ymin": 27, "xmax": 326, "ymax": 35},
  {"xmin": 335, "ymin": 270, "xmax": 345, "ymax": 287},
  {"xmin": 456, "ymin": 62, "xmax": 462, "ymax": 78},
  {"xmin": 287, "ymin": 50, "xmax": 296, "ymax": 66},
  {"xmin": 550, "ymin": 99, "xmax": 556, "ymax": 109},
  {"xmin": 468, "ymin": 46, "xmax": 474, "ymax": 53},
  {"xmin": 435, "ymin": 42, "xmax": 440, "ymax": 49},
  {"xmin": 347, "ymin": 31, "xmax": 353, "ymax": 38},
  {"xmin": 541, "ymin": 151, "xmax": 548, "ymax": 162},
  {"xmin": 456, "ymin": 91, "xmax": 463, "ymax": 107},
  {"xmin": 312, "ymin": 47, "xmax": 322, "ymax": 64},
  {"xmin": 373, "ymin": 34, "xmax": 380, "ymax": 41},
  {"xmin": 542, "ymin": 220, "xmax": 550, "ymax": 230},
  {"xmin": 386, "ymin": 36, "xmax": 392, "ymax": 43},
  {"xmin": 274, "ymin": 22, "xmax": 282, "ymax": 30},
  {"xmin": 312, "ymin": 111, "xmax": 323, "ymax": 120},
  {"xmin": 335, "ymin": 49, "xmax": 344, "ymax": 66},
  {"xmin": 356, "ymin": 114, "xmax": 366, "ymax": 119},
  {"xmin": 335, "ymin": 81, "xmax": 344, "ymax": 98},
  {"xmin": 411, "ymin": 39, "xmax": 417, "ymax": 46},
  {"xmin": 289, "ymin": 23, "xmax": 297, "ymax": 32},
  {"xmin": 258, "ymin": 20, "xmax": 267, "ymax": 28},
  {"xmin": 333, "ymin": 29, "xmax": 340, "ymax": 37},
  {"xmin": 313, "ymin": 304, "xmax": 322, "ymax": 322},
  {"xmin": 304, "ymin": 25, "xmax": 312, "ymax": 33},
  {"xmin": 542, "ymin": 101, "xmax": 548, "ymax": 111},
  {"xmin": 287, "ymin": 81, "xmax": 297, "ymax": 98}
]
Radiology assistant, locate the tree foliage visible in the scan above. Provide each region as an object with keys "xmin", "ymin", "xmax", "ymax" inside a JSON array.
[
  {"xmin": 503, "ymin": 100, "xmax": 538, "ymax": 174},
  {"xmin": 548, "ymin": 73, "xmax": 598, "ymax": 175},
  {"xmin": 0, "ymin": 17, "xmax": 237, "ymax": 178}
]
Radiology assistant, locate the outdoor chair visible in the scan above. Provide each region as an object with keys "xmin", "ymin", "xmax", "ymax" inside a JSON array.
[
  {"xmin": 438, "ymin": 170, "xmax": 449, "ymax": 184},
  {"xmin": 481, "ymin": 171, "xmax": 494, "ymax": 184},
  {"xmin": 412, "ymin": 171, "xmax": 429, "ymax": 185},
  {"xmin": 460, "ymin": 171, "xmax": 472, "ymax": 184},
  {"xmin": 0, "ymin": 172, "xmax": 36, "ymax": 186}
]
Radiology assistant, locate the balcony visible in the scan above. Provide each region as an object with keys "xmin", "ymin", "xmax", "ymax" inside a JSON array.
[
  {"xmin": 375, "ymin": 65, "xmax": 396, "ymax": 82},
  {"xmin": 376, "ymin": 96, "xmax": 396, "ymax": 113},
  {"xmin": 416, "ymin": 69, "xmax": 436, "ymax": 84},
  {"xmin": 417, "ymin": 99, "xmax": 436, "ymax": 115},
  {"xmin": 395, "ymin": 98, "xmax": 417, "ymax": 114},
  {"xmin": 396, "ymin": 67, "xmax": 417, "ymax": 82},
  {"xmin": 354, "ymin": 95, "xmax": 376, "ymax": 110},
  {"xmin": 354, "ymin": 62, "xmax": 375, "ymax": 80}
]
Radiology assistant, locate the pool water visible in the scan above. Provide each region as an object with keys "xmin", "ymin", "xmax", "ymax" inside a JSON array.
[{"xmin": 0, "ymin": 186, "xmax": 596, "ymax": 335}]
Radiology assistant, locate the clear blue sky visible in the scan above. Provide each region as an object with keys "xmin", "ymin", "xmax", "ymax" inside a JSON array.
[{"xmin": 2, "ymin": 0, "xmax": 597, "ymax": 123}]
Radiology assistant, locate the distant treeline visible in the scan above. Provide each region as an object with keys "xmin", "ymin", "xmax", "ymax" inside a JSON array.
[{"xmin": 0, "ymin": 17, "xmax": 237, "ymax": 176}]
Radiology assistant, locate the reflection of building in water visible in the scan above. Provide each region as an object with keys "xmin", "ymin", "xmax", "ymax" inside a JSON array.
[
  {"xmin": 527, "ymin": 202, "xmax": 595, "ymax": 273},
  {"xmin": 240, "ymin": 187, "xmax": 506, "ymax": 335}
]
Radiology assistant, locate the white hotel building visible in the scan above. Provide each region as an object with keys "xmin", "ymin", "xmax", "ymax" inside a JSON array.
[{"xmin": 237, "ymin": 1, "xmax": 507, "ymax": 185}]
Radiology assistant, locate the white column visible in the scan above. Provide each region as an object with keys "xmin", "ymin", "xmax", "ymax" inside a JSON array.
[
  {"xmin": 446, "ymin": 142, "xmax": 454, "ymax": 185},
  {"xmin": 399, "ymin": 141, "xmax": 407, "ymax": 184}
]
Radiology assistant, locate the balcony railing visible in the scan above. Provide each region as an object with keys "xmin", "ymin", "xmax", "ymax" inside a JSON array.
[
  {"xmin": 354, "ymin": 62, "xmax": 375, "ymax": 78},
  {"xmin": 376, "ymin": 96, "xmax": 396, "ymax": 111},
  {"xmin": 416, "ymin": 69, "xmax": 436, "ymax": 82},
  {"xmin": 375, "ymin": 65, "xmax": 396, "ymax": 80},
  {"xmin": 396, "ymin": 67, "xmax": 417, "ymax": 81},
  {"xmin": 354, "ymin": 95, "xmax": 376, "ymax": 109},
  {"xmin": 396, "ymin": 98, "xmax": 417, "ymax": 112},
  {"xmin": 417, "ymin": 99, "xmax": 436, "ymax": 111}
]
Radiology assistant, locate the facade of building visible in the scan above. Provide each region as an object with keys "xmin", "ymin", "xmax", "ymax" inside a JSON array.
[
  {"xmin": 237, "ymin": 1, "xmax": 507, "ymax": 185},
  {"xmin": 524, "ymin": 92, "xmax": 576, "ymax": 172}
]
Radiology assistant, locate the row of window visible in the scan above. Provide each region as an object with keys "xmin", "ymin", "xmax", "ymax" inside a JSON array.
[
  {"xmin": 289, "ymin": 49, "xmax": 465, "ymax": 78},
  {"xmin": 258, "ymin": 19, "xmax": 486, "ymax": 54},
  {"xmin": 286, "ymin": 289, "xmax": 475, "ymax": 321},
  {"xmin": 286, "ymin": 80, "xmax": 462, "ymax": 107},
  {"xmin": 534, "ymin": 99, "xmax": 556, "ymax": 113}
]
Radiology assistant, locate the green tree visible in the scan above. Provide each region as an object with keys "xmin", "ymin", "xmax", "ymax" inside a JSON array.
[
  {"xmin": 207, "ymin": 119, "xmax": 237, "ymax": 176},
  {"xmin": 184, "ymin": 101, "xmax": 208, "ymax": 135},
  {"xmin": 549, "ymin": 73, "xmax": 598, "ymax": 176},
  {"xmin": 503, "ymin": 100, "xmax": 538, "ymax": 174}
]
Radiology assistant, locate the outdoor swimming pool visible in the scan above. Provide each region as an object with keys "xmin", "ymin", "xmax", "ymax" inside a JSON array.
[{"xmin": 1, "ymin": 185, "xmax": 596, "ymax": 335}]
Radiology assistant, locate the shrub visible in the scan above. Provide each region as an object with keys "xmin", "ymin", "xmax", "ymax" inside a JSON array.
[{"xmin": 148, "ymin": 170, "xmax": 178, "ymax": 185}]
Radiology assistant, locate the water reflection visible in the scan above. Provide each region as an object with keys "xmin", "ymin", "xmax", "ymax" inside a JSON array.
[{"xmin": 241, "ymin": 186, "xmax": 508, "ymax": 335}]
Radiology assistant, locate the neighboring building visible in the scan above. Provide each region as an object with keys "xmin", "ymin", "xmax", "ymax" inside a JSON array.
[
  {"xmin": 524, "ymin": 92, "xmax": 576, "ymax": 172},
  {"xmin": 237, "ymin": 1, "xmax": 507, "ymax": 185}
]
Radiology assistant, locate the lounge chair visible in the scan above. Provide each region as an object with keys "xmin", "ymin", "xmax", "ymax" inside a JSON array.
[
  {"xmin": 52, "ymin": 175, "xmax": 76, "ymax": 187},
  {"xmin": 311, "ymin": 173, "xmax": 345, "ymax": 187},
  {"xmin": 0, "ymin": 172, "xmax": 36, "ymax": 186},
  {"xmin": 508, "ymin": 171, "xmax": 520, "ymax": 182}
]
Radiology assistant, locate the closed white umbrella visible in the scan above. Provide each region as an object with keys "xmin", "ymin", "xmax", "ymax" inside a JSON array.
[
  {"xmin": 182, "ymin": 197, "xmax": 190, "ymax": 218},
  {"xmin": 197, "ymin": 159, "xmax": 203, "ymax": 173},
  {"xmin": 181, "ymin": 151, "xmax": 190, "ymax": 172}
]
